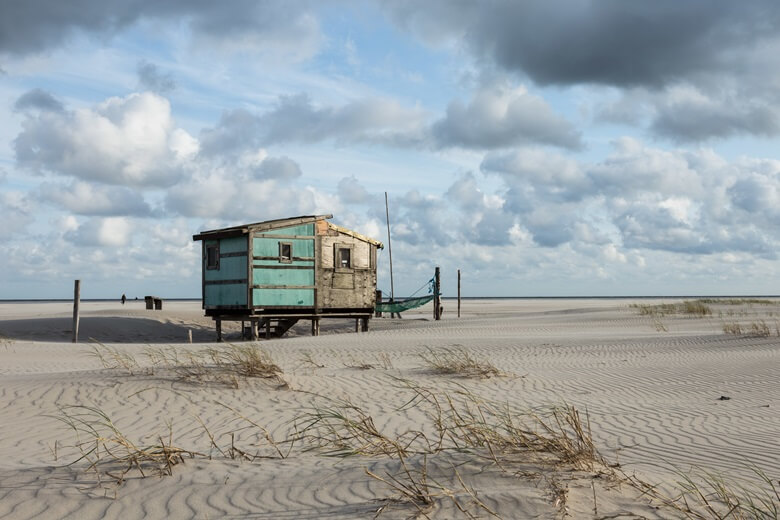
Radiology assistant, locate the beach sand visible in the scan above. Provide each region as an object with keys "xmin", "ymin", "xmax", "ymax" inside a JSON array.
[{"xmin": 0, "ymin": 298, "xmax": 778, "ymax": 518}]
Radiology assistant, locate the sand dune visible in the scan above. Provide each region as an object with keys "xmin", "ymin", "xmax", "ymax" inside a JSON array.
[{"xmin": 0, "ymin": 299, "xmax": 778, "ymax": 518}]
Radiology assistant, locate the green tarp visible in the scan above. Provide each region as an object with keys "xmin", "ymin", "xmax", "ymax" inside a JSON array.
[{"xmin": 375, "ymin": 295, "xmax": 434, "ymax": 314}]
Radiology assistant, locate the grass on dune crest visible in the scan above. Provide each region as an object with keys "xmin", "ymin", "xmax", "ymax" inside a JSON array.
[
  {"xmin": 88, "ymin": 342, "xmax": 287, "ymax": 388},
  {"xmin": 418, "ymin": 346, "xmax": 505, "ymax": 379}
]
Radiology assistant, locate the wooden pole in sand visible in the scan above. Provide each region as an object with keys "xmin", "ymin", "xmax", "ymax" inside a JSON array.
[
  {"xmin": 434, "ymin": 267, "xmax": 441, "ymax": 321},
  {"xmin": 457, "ymin": 269, "xmax": 461, "ymax": 318},
  {"xmin": 72, "ymin": 279, "xmax": 80, "ymax": 343}
]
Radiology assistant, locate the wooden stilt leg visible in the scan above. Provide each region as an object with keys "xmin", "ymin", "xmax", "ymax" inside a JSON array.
[
  {"xmin": 216, "ymin": 319, "xmax": 222, "ymax": 343},
  {"xmin": 265, "ymin": 319, "xmax": 271, "ymax": 339},
  {"xmin": 361, "ymin": 317, "xmax": 369, "ymax": 332},
  {"xmin": 355, "ymin": 318, "xmax": 360, "ymax": 333},
  {"xmin": 251, "ymin": 319, "xmax": 259, "ymax": 341},
  {"xmin": 311, "ymin": 318, "xmax": 320, "ymax": 336}
]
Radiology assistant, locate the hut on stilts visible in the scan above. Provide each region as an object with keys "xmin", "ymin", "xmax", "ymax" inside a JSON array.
[{"xmin": 193, "ymin": 215, "xmax": 383, "ymax": 341}]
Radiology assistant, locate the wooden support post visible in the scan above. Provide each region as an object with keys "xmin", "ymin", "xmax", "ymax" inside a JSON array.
[
  {"xmin": 355, "ymin": 318, "xmax": 360, "ymax": 333},
  {"xmin": 375, "ymin": 290, "xmax": 382, "ymax": 318},
  {"xmin": 72, "ymin": 280, "xmax": 80, "ymax": 343},
  {"xmin": 361, "ymin": 317, "xmax": 369, "ymax": 332},
  {"xmin": 188, "ymin": 329, "xmax": 193, "ymax": 344},
  {"xmin": 251, "ymin": 319, "xmax": 259, "ymax": 341},
  {"xmin": 311, "ymin": 318, "xmax": 320, "ymax": 336},
  {"xmin": 241, "ymin": 320, "xmax": 246, "ymax": 340},
  {"xmin": 434, "ymin": 267, "xmax": 441, "ymax": 320},
  {"xmin": 216, "ymin": 318, "xmax": 222, "ymax": 343},
  {"xmin": 457, "ymin": 269, "xmax": 461, "ymax": 318},
  {"xmin": 265, "ymin": 319, "xmax": 271, "ymax": 339}
]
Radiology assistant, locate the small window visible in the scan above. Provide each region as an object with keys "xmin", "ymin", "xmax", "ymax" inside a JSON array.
[
  {"xmin": 338, "ymin": 247, "xmax": 351, "ymax": 268},
  {"xmin": 279, "ymin": 242, "xmax": 293, "ymax": 263},
  {"xmin": 206, "ymin": 244, "xmax": 220, "ymax": 270}
]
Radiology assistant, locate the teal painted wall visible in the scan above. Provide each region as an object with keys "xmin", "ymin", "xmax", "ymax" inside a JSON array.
[
  {"xmin": 205, "ymin": 256, "xmax": 247, "ymax": 281},
  {"xmin": 253, "ymin": 237, "xmax": 314, "ymax": 258},
  {"xmin": 260, "ymin": 224, "xmax": 314, "ymax": 236},
  {"xmin": 253, "ymin": 288, "xmax": 314, "ymax": 306},
  {"xmin": 218, "ymin": 236, "xmax": 248, "ymax": 253},
  {"xmin": 253, "ymin": 268, "xmax": 314, "ymax": 286},
  {"xmin": 251, "ymin": 224, "xmax": 315, "ymax": 307},
  {"xmin": 205, "ymin": 284, "xmax": 247, "ymax": 306},
  {"xmin": 204, "ymin": 236, "xmax": 248, "ymax": 307}
]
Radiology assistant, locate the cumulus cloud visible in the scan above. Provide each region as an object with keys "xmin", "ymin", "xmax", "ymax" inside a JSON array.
[
  {"xmin": 432, "ymin": 82, "xmax": 581, "ymax": 150},
  {"xmin": 65, "ymin": 217, "xmax": 133, "ymax": 247},
  {"xmin": 382, "ymin": 1, "xmax": 780, "ymax": 88},
  {"xmin": 0, "ymin": 0, "xmax": 323, "ymax": 61},
  {"xmin": 14, "ymin": 88, "xmax": 64, "ymax": 113},
  {"xmin": 0, "ymin": 191, "xmax": 35, "ymax": 238},
  {"xmin": 650, "ymin": 86, "xmax": 780, "ymax": 142},
  {"xmin": 259, "ymin": 93, "xmax": 428, "ymax": 146},
  {"xmin": 481, "ymin": 148, "xmax": 589, "ymax": 204},
  {"xmin": 254, "ymin": 156, "xmax": 303, "ymax": 180},
  {"xmin": 165, "ymin": 169, "xmax": 339, "ymax": 222},
  {"xmin": 587, "ymin": 137, "xmax": 703, "ymax": 197},
  {"xmin": 14, "ymin": 92, "xmax": 195, "ymax": 186},
  {"xmin": 40, "ymin": 181, "xmax": 152, "ymax": 216},
  {"xmin": 337, "ymin": 175, "xmax": 375, "ymax": 205},
  {"xmin": 137, "ymin": 60, "xmax": 176, "ymax": 94},
  {"xmin": 383, "ymin": 2, "xmax": 780, "ymax": 142}
]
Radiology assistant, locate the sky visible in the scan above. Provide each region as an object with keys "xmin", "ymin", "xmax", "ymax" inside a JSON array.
[{"xmin": 2, "ymin": 0, "xmax": 780, "ymax": 299}]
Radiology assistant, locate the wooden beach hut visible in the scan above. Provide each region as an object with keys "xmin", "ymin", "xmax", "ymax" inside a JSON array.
[{"xmin": 192, "ymin": 215, "xmax": 383, "ymax": 340}]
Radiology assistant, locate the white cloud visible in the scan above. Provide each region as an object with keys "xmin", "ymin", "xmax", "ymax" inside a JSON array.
[
  {"xmin": 432, "ymin": 82, "xmax": 582, "ymax": 150},
  {"xmin": 65, "ymin": 217, "xmax": 133, "ymax": 247},
  {"xmin": 40, "ymin": 181, "xmax": 151, "ymax": 216},
  {"xmin": 15, "ymin": 92, "xmax": 193, "ymax": 186}
]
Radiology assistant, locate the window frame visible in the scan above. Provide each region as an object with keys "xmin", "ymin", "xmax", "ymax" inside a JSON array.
[
  {"xmin": 334, "ymin": 243, "xmax": 353, "ymax": 271},
  {"xmin": 206, "ymin": 243, "xmax": 220, "ymax": 270},
  {"xmin": 279, "ymin": 241, "xmax": 293, "ymax": 263}
]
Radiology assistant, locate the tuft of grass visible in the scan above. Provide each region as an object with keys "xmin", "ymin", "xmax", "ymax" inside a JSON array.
[
  {"xmin": 205, "ymin": 343, "xmax": 283, "ymax": 379},
  {"xmin": 631, "ymin": 301, "xmax": 712, "ymax": 317},
  {"xmin": 297, "ymin": 397, "xmax": 422, "ymax": 457},
  {"xmin": 722, "ymin": 322, "xmax": 743, "ymax": 335},
  {"xmin": 367, "ymin": 454, "xmax": 500, "ymax": 519},
  {"xmin": 749, "ymin": 321, "xmax": 771, "ymax": 338},
  {"xmin": 52, "ymin": 405, "xmax": 200, "ymax": 492},
  {"xmin": 88, "ymin": 342, "xmax": 142, "ymax": 375},
  {"xmin": 627, "ymin": 466, "xmax": 780, "ymax": 520},
  {"xmin": 722, "ymin": 320, "xmax": 773, "ymax": 337},
  {"xmin": 419, "ymin": 347, "xmax": 503, "ymax": 379},
  {"xmin": 697, "ymin": 298, "xmax": 775, "ymax": 305}
]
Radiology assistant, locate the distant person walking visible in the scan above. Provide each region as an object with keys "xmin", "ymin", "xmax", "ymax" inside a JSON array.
[{"xmin": 121, "ymin": 293, "xmax": 126, "ymax": 305}]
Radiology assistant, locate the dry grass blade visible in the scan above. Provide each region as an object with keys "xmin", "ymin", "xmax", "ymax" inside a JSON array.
[
  {"xmin": 297, "ymin": 398, "xmax": 421, "ymax": 457},
  {"xmin": 631, "ymin": 301, "xmax": 712, "ymax": 317},
  {"xmin": 141, "ymin": 344, "xmax": 286, "ymax": 388},
  {"xmin": 623, "ymin": 466, "xmax": 779, "ymax": 520},
  {"xmin": 367, "ymin": 452, "xmax": 501, "ymax": 519},
  {"xmin": 215, "ymin": 401, "xmax": 292, "ymax": 459},
  {"xmin": 52, "ymin": 405, "xmax": 201, "ymax": 488},
  {"xmin": 87, "ymin": 342, "xmax": 141, "ymax": 375},
  {"xmin": 419, "ymin": 347, "xmax": 503, "ymax": 378}
]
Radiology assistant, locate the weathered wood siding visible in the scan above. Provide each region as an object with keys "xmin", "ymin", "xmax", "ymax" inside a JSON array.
[
  {"xmin": 251, "ymin": 223, "xmax": 315, "ymax": 307},
  {"xmin": 204, "ymin": 237, "xmax": 248, "ymax": 307},
  {"xmin": 316, "ymin": 226, "xmax": 377, "ymax": 310}
]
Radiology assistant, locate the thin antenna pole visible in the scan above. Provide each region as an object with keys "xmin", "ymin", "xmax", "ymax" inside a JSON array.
[{"xmin": 384, "ymin": 192, "xmax": 395, "ymax": 303}]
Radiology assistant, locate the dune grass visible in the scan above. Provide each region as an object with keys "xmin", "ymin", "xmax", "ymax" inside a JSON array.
[
  {"xmin": 90, "ymin": 343, "xmax": 286, "ymax": 388},
  {"xmin": 53, "ymin": 405, "xmax": 200, "ymax": 494},
  {"xmin": 631, "ymin": 300, "xmax": 713, "ymax": 317},
  {"xmin": 419, "ymin": 347, "xmax": 504, "ymax": 379}
]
